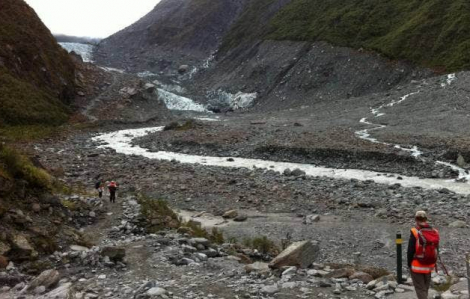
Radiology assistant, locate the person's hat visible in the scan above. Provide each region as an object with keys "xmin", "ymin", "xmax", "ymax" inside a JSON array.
[{"xmin": 415, "ymin": 211, "xmax": 427, "ymax": 219}]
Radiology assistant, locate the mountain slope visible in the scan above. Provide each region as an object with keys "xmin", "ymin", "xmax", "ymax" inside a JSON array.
[
  {"xmin": 94, "ymin": 0, "xmax": 247, "ymax": 72},
  {"xmin": 249, "ymin": 0, "xmax": 470, "ymax": 71},
  {"xmin": 0, "ymin": 0, "xmax": 76, "ymax": 126},
  {"xmin": 98, "ymin": 0, "xmax": 470, "ymax": 73}
]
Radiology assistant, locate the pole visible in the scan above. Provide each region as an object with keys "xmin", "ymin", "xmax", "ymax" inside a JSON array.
[
  {"xmin": 396, "ymin": 232, "xmax": 404, "ymax": 284},
  {"xmin": 466, "ymin": 253, "xmax": 470, "ymax": 296}
]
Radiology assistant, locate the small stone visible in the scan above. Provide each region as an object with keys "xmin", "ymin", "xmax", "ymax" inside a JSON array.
[{"xmin": 261, "ymin": 284, "xmax": 279, "ymax": 294}]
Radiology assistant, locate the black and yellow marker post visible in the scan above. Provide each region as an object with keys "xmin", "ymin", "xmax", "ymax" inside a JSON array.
[{"xmin": 396, "ymin": 232, "xmax": 404, "ymax": 284}]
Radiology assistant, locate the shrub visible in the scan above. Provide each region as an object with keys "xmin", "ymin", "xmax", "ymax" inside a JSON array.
[
  {"xmin": 0, "ymin": 145, "xmax": 52, "ymax": 189},
  {"xmin": 243, "ymin": 236, "xmax": 280, "ymax": 255},
  {"xmin": 138, "ymin": 196, "xmax": 181, "ymax": 232}
]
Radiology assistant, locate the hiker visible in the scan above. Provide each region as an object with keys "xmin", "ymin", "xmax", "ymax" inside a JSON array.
[
  {"xmin": 95, "ymin": 179, "xmax": 104, "ymax": 198},
  {"xmin": 108, "ymin": 181, "xmax": 118, "ymax": 203},
  {"xmin": 407, "ymin": 211, "xmax": 440, "ymax": 299}
]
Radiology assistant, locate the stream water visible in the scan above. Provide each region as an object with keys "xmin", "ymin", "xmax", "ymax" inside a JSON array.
[{"xmin": 92, "ymin": 126, "xmax": 470, "ymax": 195}]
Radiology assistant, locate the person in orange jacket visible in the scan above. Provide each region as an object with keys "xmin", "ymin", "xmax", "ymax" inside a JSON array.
[
  {"xmin": 108, "ymin": 181, "xmax": 118, "ymax": 203},
  {"xmin": 407, "ymin": 211, "xmax": 440, "ymax": 299}
]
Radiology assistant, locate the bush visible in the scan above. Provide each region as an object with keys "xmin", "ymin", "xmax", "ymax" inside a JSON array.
[
  {"xmin": 0, "ymin": 145, "xmax": 52, "ymax": 189},
  {"xmin": 179, "ymin": 219, "xmax": 225, "ymax": 244},
  {"xmin": 139, "ymin": 196, "xmax": 181, "ymax": 232},
  {"xmin": 243, "ymin": 236, "xmax": 280, "ymax": 255}
]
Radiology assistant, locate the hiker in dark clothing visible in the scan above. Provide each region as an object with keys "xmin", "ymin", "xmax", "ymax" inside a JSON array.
[
  {"xmin": 108, "ymin": 181, "xmax": 118, "ymax": 203},
  {"xmin": 95, "ymin": 179, "xmax": 104, "ymax": 198}
]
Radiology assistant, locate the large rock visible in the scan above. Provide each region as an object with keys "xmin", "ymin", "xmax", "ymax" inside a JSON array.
[
  {"xmin": 144, "ymin": 83, "xmax": 156, "ymax": 93},
  {"xmin": 27, "ymin": 269, "xmax": 60, "ymax": 291},
  {"xmin": 245, "ymin": 262, "xmax": 270, "ymax": 274},
  {"xmin": 11, "ymin": 234, "xmax": 38, "ymax": 259},
  {"xmin": 101, "ymin": 246, "xmax": 126, "ymax": 261},
  {"xmin": 269, "ymin": 241, "xmax": 319, "ymax": 269},
  {"xmin": 449, "ymin": 220, "xmax": 467, "ymax": 228},
  {"xmin": 178, "ymin": 65, "xmax": 189, "ymax": 74},
  {"xmin": 38, "ymin": 283, "xmax": 72, "ymax": 299},
  {"xmin": 222, "ymin": 210, "xmax": 238, "ymax": 219}
]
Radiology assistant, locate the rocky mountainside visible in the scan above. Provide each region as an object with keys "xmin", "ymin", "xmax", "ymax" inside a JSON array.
[
  {"xmin": 0, "ymin": 0, "xmax": 76, "ymax": 126},
  {"xmin": 94, "ymin": 0, "xmax": 470, "ymax": 111},
  {"xmin": 94, "ymin": 0, "xmax": 248, "ymax": 72}
]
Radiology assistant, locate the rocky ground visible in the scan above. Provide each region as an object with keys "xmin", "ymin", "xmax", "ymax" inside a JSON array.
[{"xmin": 3, "ymin": 50, "xmax": 470, "ymax": 299}]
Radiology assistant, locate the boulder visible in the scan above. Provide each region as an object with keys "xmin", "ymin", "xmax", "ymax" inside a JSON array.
[
  {"xmin": 32, "ymin": 203, "xmax": 41, "ymax": 213},
  {"xmin": 269, "ymin": 241, "xmax": 319, "ymax": 269},
  {"xmin": 144, "ymin": 83, "xmax": 156, "ymax": 93},
  {"xmin": 261, "ymin": 284, "xmax": 279, "ymax": 294},
  {"xmin": 38, "ymin": 283, "xmax": 72, "ymax": 299},
  {"xmin": 146, "ymin": 287, "xmax": 167, "ymax": 296},
  {"xmin": 101, "ymin": 246, "xmax": 126, "ymax": 261},
  {"xmin": 222, "ymin": 210, "xmax": 238, "ymax": 219},
  {"xmin": 245, "ymin": 262, "xmax": 270, "ymax": 274},
  {"xmin": 178, "ymin": 65, "xmax": 189, "ymax": 74},
  {"xmin": 291, "ymin": 168, "xmax": 306, "ymax": 176},
  {"xmin": 11, "ymin": 234, "xmax": 37, "ymax": 259},
  {"xmin": 234, "ymin": 214, "xmax": 248, "ymax": 222},
  {"xmin": 449, "ymin": 220, "xmax": 467, "ymax": 228},
  {"xmin": 27, "ymin": 269, "xmax": 60, "ymax": 291},
  {"xmin": 189, "ymin": 238, "xmax": 210, "ymax": 247},
  {"xmin": 70, "ymin": 245, "xmax": 89, "ymax": 252},
  {"xmin": 305, "ymin": 214, "xmax": 320, "ymax": 224}
]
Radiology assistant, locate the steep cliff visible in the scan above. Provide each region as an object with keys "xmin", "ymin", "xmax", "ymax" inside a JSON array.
[{"xmin": 0, "ymin": 0, "xmax": 76, "ymax": 126}]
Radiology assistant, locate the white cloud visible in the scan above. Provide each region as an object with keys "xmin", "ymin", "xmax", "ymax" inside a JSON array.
[{"xmin": 24, "ymin": 0, "xmax": 160, "ymax": 38}]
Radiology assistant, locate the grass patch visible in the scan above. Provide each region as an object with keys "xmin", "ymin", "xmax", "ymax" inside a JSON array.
[
  {"xmin": 180, "ymin": 220, "xmax": 225, "ymax": 244},
  {"xmin": 60, "ymin": 199, "xmax": 77, "ymax": 211},
  {"xmin": 139, "ymin": 196, "xmax": 181, "ymax": 233},
  {"xmin": 433, "ymin": 276, "xmax": 453, "ymax": 292},
  {"xmin": 0, "ymin": 70, "xmax": 69, "ymax": 126},
  {"xmin": 243, "ymin": 236, "xmax": 280, "ymax": 255},
  {"xmin": 0, "ymin": 124, "xmax": 62, "ymax": 142},
  {"xmin": 0, "ymin": 144, "xmax": 52, "ymax": 189}
]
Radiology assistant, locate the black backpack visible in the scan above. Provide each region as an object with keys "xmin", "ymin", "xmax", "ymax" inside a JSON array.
[{"xmin": 95, "ymin": 181, "xmax": 101, "ymax": 189}]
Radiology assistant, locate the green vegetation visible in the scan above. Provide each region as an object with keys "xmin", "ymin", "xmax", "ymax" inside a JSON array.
[
  {"xmin": 0, "ymin": 144, "xmax": 52, "ymax": 189},
  {"xmin": 0, "ymin": 70, "xmax": 69, "ymax": 126},
  {"xmin": 221, "ymin": 0, "xmax": 470, "ymax": 71},
  {"xmin": 180, "ymin": 220, "xmax": 225, "ymax": 244},
  {"xmin": 139, "ymin": 196, "xmax": 182, "ymax": 232},
  {"xmin": 0, "ymin": 125, "xmax": 62, "ymax": 142},
  {"xmin": 219, "ymin": 0, "xmax": 276, "ymax": 54},
  {"xmin": 243, "ymin": 236, "xmax": 280, "ymax": 255},
  {"xmin": 0, "ymin": 0, "xmax": 75, "ymax": 127}
]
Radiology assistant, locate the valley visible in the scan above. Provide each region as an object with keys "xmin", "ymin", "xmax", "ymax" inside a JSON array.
[{"xmin": 2, "ymin": 0, "xmax": 470, "ymax": 299}]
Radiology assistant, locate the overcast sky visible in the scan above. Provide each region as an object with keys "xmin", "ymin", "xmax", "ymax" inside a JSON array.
[{"xmin": 24, "ymin": 0, "xmax": 161, "ymax": 38}]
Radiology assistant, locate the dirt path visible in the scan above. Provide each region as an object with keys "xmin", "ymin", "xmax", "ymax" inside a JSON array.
[{"xmin": 82, "ymin": 192, "xmax": 123, "ymax": 244}]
